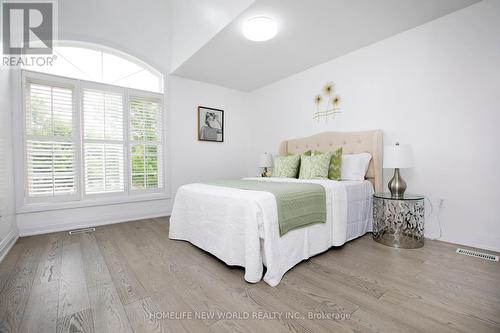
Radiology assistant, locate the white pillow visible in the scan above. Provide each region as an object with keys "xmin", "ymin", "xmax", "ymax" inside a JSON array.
[{"xmin": 341, "ymin": 153, "xmax": 372, "ymax": 181}]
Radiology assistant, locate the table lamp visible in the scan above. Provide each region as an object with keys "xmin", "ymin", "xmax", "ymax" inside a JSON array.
[
  {"xmin": 383, "ymin": 143, "xmax": 413, "ymax": 198},
  {"xmin": 259, "ymin": 153, "xmax": 273, "ymax": 177}
]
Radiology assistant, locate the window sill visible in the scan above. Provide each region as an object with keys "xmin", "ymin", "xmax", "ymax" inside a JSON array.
[{"xmin": 17, "ymin": 192, "xmax": 171, "ymax": 214}]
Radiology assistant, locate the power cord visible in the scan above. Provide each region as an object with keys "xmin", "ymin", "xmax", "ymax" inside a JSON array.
[{"xmin": 425, "ymin": 197, "xmax": 442, "ymax": 240}]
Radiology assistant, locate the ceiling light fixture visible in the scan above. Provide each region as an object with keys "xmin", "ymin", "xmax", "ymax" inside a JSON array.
[{"xmin": 242, "ymin": 16, "xmax": 277, "ymax": 42}]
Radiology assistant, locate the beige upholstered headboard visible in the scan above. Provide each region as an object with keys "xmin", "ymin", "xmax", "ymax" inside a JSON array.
[{"xmin": 279, "ymin": 130, "xmax": 383, "ymax": 192}]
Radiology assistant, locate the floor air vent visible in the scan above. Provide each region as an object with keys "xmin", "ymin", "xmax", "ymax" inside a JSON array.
[
  {"xmin": 68, "ymin": 227, "xmax": 96, "ymax": 235},
  {"xmin": 456, "ymin": 248, "xmax": 499, "ymax": 262}
]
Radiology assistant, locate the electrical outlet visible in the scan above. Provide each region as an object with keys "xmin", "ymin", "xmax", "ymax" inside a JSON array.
[{"xmin": 439, "ymin": 199, "xmax": 446, "ymax": 209}]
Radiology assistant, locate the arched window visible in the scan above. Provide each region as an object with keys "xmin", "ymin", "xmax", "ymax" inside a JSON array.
[
  {"xmin": 19, "ymin": 42, "xmax": 165, "ymax": 208},
  {"xmin": 28, "ymin": 42, "xmax": 163, "ymax": 93}
]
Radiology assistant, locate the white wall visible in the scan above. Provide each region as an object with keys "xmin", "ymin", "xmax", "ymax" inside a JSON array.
[
  {"xmin": 168, "ymin": 76, "xmax": 251, "ymax": 194},
  {"xmin": 7, "ymin": 0, "xmax": 500, "ymax": 254},
  {"xmin": 16, "ymin": 199, "xmax": 171, "ymax": 236},
  {"xmin": 14, "ymin": 1, "xmax": 254, "ymax": 235},
  {"xmin": 170, "ymin": 0, "xmax": 254, "ymax": 72},
  {"xmin": 15, "ymin": 0, "xmax": 173, "ymax": 235},
  {"xmin": 16, "ymin": 75, "xmax": 251, "ymax": 235},
  {"xmin": 0, "ymin": 68, "xmax": 19, "ymax": 261},
  {"xmin": 249, "ymin": 0, "xmax": 500, "ymax": 252}
]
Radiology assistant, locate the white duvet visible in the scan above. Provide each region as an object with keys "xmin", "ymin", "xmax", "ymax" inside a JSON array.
[{"xmin": 169, "ymin": 177, "xmax": 373, "ymax": 286}]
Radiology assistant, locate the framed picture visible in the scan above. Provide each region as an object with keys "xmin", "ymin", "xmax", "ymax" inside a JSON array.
[{"xmin": 198, "ymin": 106, "xmax": 224, "ymax": 142}]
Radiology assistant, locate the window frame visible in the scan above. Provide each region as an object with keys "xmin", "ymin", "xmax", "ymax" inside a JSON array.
[
  {"xmin": 16, "ymin": 70, "xmax": 168, "ymax": 213},
  {"xmin": 23, "ymin": 71, "xmax": 81, "ymax": 204},
  {"xmin": 128, "ymin": 90, "xmax": 165, "ymax": 194},
  {"xmin": 80, "ymin": 81, "xmax": 128, "ymax": 199},
  {"xmin": 26, "ymin": 41, "xmax": 164, "ymax": 94}
]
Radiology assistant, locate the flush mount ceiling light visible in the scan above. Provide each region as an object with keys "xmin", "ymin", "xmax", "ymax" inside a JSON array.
[{"xmin": 242, "ymin": 16, "xmax": 277, "ymax": 42}]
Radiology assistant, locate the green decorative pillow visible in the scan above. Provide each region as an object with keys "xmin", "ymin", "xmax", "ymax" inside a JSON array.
[
  {"xmin": 299, "ymin": 152, "xmax": 332, "ymax": 179},
  {"xmin": 313, "ymin": 148, "xmax": 343, "ymax": 180},
  {"xmin": 272, "ymin": 154, "xmax": 301, "ymax": 178}
]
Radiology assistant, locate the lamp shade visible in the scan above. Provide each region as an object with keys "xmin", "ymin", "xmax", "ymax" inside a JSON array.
[
  {"xmin": 259, "ymin": 153, "xmax": 273, "ymax": 168},
  {"xmin": 383, "ymin": 143, "xmax": 413, "ymax": 169}
]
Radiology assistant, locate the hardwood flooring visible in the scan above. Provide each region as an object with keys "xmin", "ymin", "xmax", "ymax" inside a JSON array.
[{"xmin": 0, "ymin": 217, "xmax": 499, "ymax": 332}]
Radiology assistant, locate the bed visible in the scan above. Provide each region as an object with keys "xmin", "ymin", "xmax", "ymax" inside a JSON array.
[{"xmin": 169, "ymin": 130, "xmax": 383, "ymax": 286}]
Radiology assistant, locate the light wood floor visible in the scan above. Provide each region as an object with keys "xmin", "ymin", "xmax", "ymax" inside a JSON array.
[{"xmin": 0, "ymin": 217, "xmax": 499, "ymax": 333}]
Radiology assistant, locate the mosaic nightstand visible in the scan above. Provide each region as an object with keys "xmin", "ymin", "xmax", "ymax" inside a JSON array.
[{"xmin": 372, "ymin": 193, "xmax": 425, "ymax": 249}]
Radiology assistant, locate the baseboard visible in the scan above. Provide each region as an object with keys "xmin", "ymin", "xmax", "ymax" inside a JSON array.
[
  {"xmin": 17, "ymin": 198, "xmax": 172, "ymax": 236},
  {"xmin": 0, "ymin": 230, "xmax": 19, "ymax": 263},
  {"xmin": 19, "ymin": 211, "xmax": 168, "ymax": 236}
]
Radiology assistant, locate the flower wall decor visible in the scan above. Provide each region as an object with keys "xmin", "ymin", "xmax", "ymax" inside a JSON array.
[{"xmin": 313, "ymin": 82, "xmax": 341, "ymax": 121}]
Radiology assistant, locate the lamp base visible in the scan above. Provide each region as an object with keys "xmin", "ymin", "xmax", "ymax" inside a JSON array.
[{"xmin": 388, "ymin": 168, "xmax": 407, "ymax": 198}]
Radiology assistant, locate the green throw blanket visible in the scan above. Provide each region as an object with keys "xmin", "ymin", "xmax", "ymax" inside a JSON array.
[{"xmin": 203, "ymin": 180, "xmax": 326, "ymax": 236}]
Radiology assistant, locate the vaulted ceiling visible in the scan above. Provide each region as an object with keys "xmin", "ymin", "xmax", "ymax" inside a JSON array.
[{"xmin": 172, "ymin": 0, "xmax": 480, "ymax": 91}]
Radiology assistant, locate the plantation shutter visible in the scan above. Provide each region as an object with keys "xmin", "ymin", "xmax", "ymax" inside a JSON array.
[
  {"xmin": 23, "ymin": 71, "xmax": 166, "ymax": 206},
  {"xmin": 129, "ymin": 95, "xmax": 163, "ymax": 190},
  {"xmin": 25, "ymin": 82, "xmax": 77, "ymax": 198},
  {"xmin": 83, "ymin": 88, "xmax": 125, "ymax": 195}
]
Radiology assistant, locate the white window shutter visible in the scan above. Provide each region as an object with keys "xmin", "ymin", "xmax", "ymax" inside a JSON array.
[
  {"xmin": 83, "ymin": 88, "xmax": 125, "ymax": 195},
  {"xmin": 25, "ymin": 82, "xmax": 76, "ymax": 198},
  {"xmin": 129, "ymin": 96, "xmax": 163, "ymax": 190},
  {"xmin": 22, "ymin": 71, "xmax": 165, "ymax": 206}
]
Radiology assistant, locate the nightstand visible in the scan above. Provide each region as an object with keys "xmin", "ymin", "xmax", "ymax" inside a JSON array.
[{"xmin": 372, "ymin": 193, "xmax": 425, "ymax": 249}]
